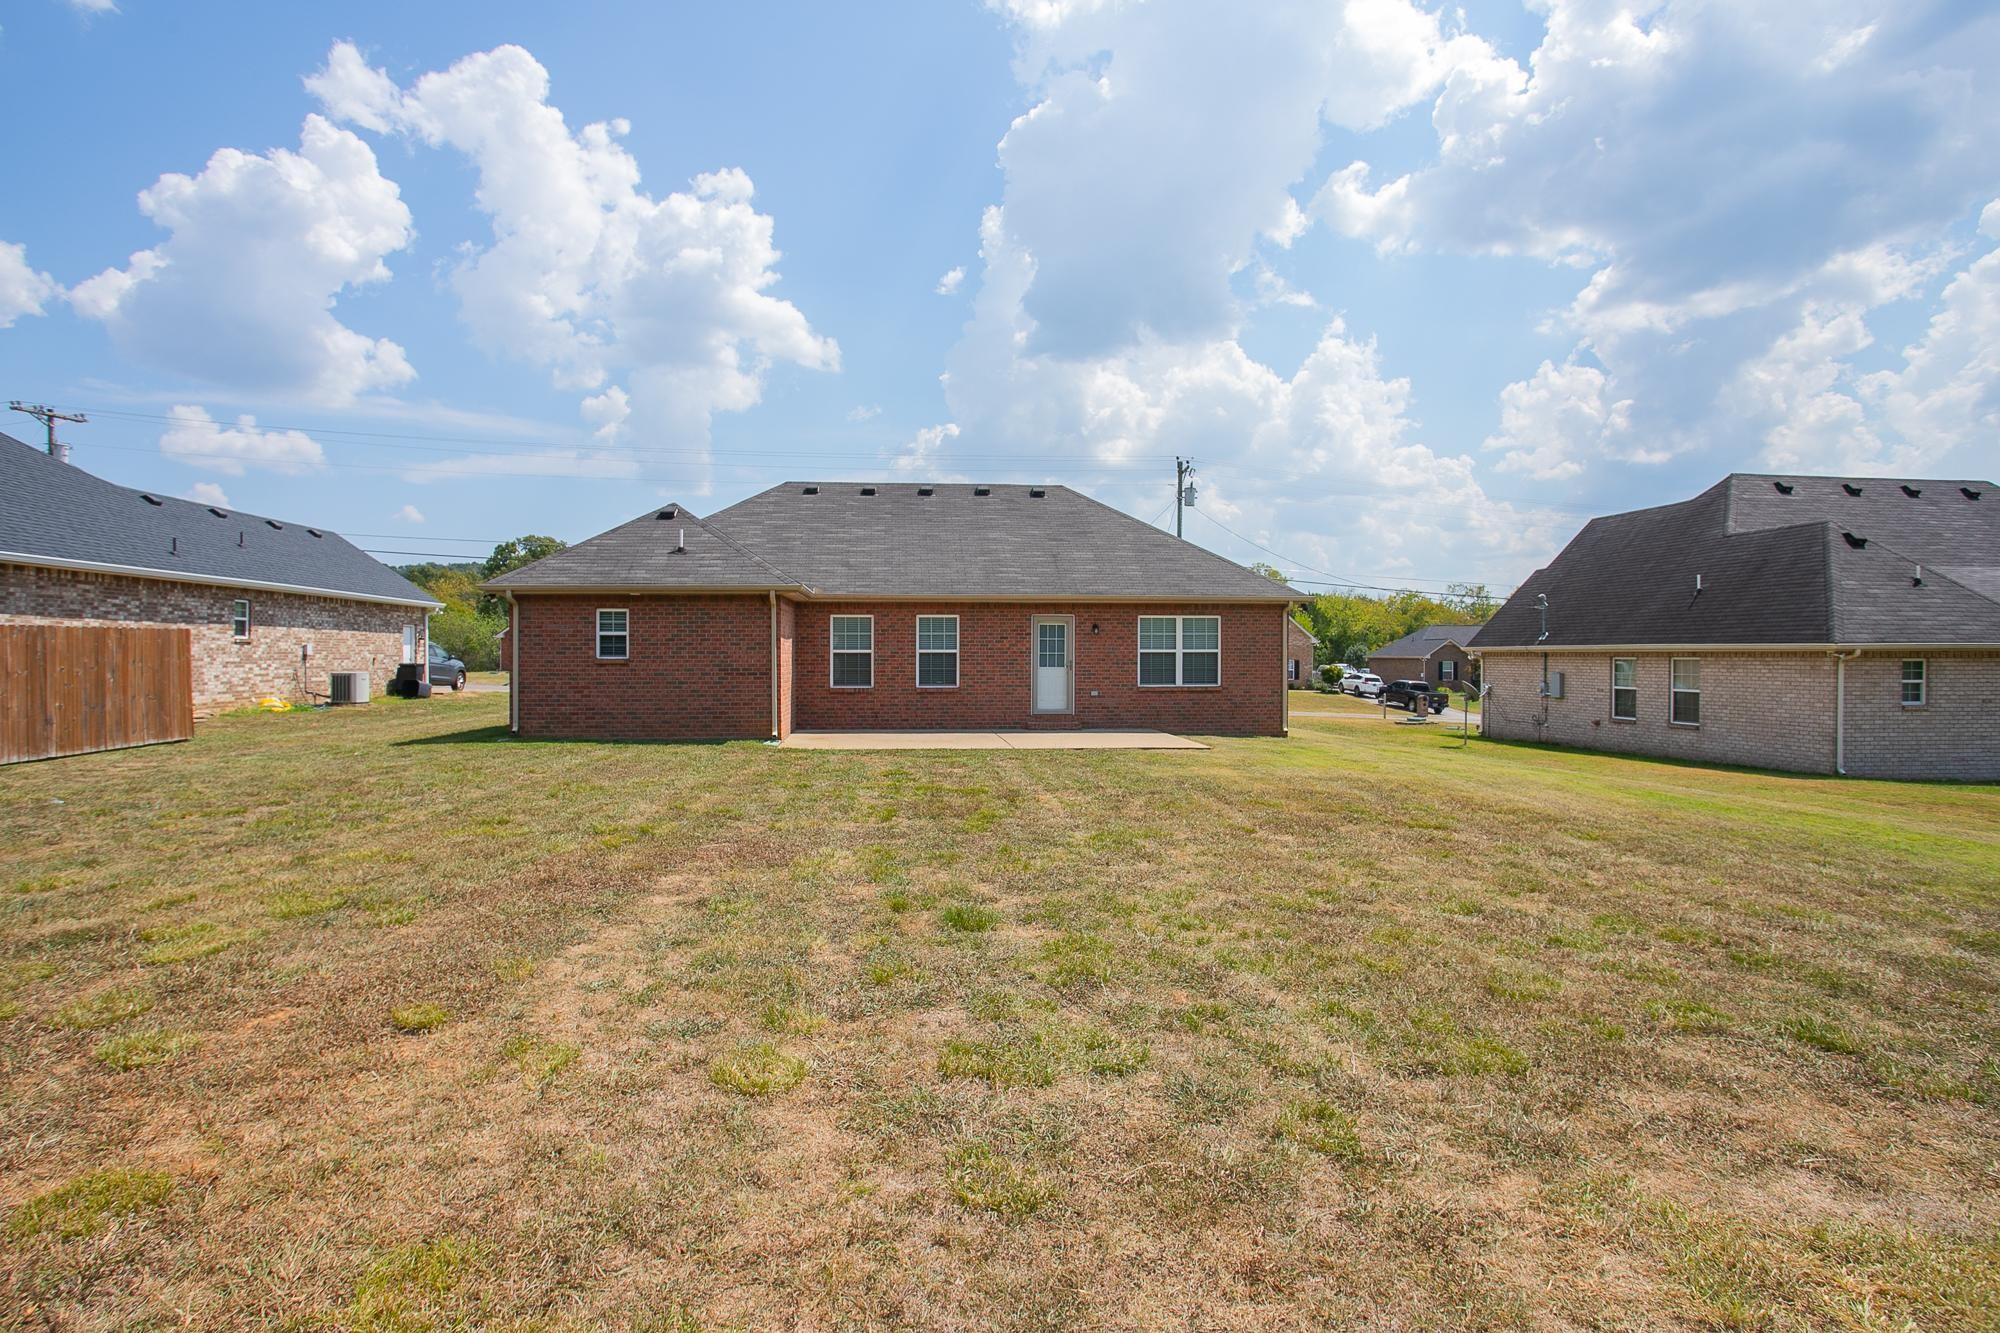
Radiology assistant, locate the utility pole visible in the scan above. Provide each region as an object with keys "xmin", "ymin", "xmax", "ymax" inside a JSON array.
[
  {"xmin": 8, "ymin": 402, "xmax": 87, "ymax": 462},
  {"xmin": 1174, "ymin": 456, "xmax": 1197, "ymax": 538}
]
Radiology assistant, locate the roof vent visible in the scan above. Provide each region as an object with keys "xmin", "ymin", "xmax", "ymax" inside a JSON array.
[
  {"xmin": 1900, "ymin": 484, "xmax": 1922, "ymax": 498},
  {"xmin": 973, "ymin": 486, "xmax": 991, "ymax": 496},
  {"xmin": 1962, "ymin": 486, "xmax": 1982, "ymax": 500},
  {"xmin": 802, "ymin": 485, "xmax": 819, "ymax": 495},
  {"xmin": 265, "ymin": 519, "xmax": 283, "ymax": 530},
  {"xmin": 1772, "ymin": 481, "xmax": 1794, "ymax": 495},
  {"xmin": 1029, "ymin": 487, "xmax": 1047, "ymax": 498},
  {"xmin": 860, "ymin": 486, "xmax": 877, "ymax": 496},
  {"xmin": 917, "ymin": 486, "xmax": 934, "ymax": 497},
  {"xmin": 307, "ymin": 528, "xmax": 323, "ymax": 538},
  {"xmin": 1842, "ymin": 483, "xmax": 1863, "ymax": 497},
  {"xmin": 140, "ymin": 493, "xmax": 163, "ymax": 506},
  {"xmin": 207, "ymin": 505, "xmax": 228, "ymax": 518},
  {"xmin": 1842, "ymin": 531, "xmax": 1868, "ymax": 549},
  {"xmin": 657, "ymin": 506, "xmax": 677, "ymax": 519}
]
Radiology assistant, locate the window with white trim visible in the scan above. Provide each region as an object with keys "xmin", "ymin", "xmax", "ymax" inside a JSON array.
[
  {"xmin": 830, "ymin": 615, "xmax": 873, "ymax": 687},
  {"xmin": 596, "ymin": 608, "xmax": 629, "ymax": 660},
  {"xmin": 1670, "ymin": 656, "xmax": 1700, "ymax": 725},
  {"xmin": 1900, "ymin": 658, "xmax": 1926, "ymax": 706},
  {"xmin": 230, "ymin": 599, "xmax": 251, "ymax": 640},
  {"xmin": 1138, "ymin": 615, "xmax": 1221, "ymax": 686},
  {"xmin": 916, "ymin": 615, "xmax": 958, "ymax": 688},
  {"xmin": 1611, "ymin": 657, "xmax": 1637, "ymax": 721}
]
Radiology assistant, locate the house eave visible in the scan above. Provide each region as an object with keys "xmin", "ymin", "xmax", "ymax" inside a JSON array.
[
  {"xmin": 2, "ymin": 552, "xmax": 443, "ymax": 610},
  {"xmin": 1469, "ymin": 641, "xmax": 2000, "ymax": 654},
  {"xmin": 493, "ymin": 585, "xmax": 1294, "ymax": 604}
]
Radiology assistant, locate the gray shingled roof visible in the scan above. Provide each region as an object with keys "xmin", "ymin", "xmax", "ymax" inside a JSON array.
[
  {"xmin": 1471, "ymin": 473, "xmax": 2000, "ymax": 649},
  {"xmin": 1369, "ymin": 624, "xmax": 1481, "ymax": 659},
  {"xmin": 488, "ymin": 482, "xmax": 1300, "ymax": 601},
  {"xmin": 0, "ymin": 432, "xmax": 440, "ymax": 607}
]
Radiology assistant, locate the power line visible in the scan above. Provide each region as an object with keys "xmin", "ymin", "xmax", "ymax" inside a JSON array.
[
  {"xmin": 361, "ymin": 549, "xmax": 495, "ymax": 560},
  {"xmin": 63, "ymin": 404, "xmax": 1172, "ymax": 470},
  {"xmin": 1189, "ymin": 507, "xmax": 1512, "ymax": 597}
]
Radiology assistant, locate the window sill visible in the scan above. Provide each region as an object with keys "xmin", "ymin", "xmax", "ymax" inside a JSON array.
[
  {"xmin": 1669, "ymin": 721, "xmax": 1700, "ymax": 729},
  {"xmin": 916, "ymin": 684, "xmax": 959, "ymax": 691},
  {"xmin": 595, "ymin": 656, "xmax": 629, "ymax": 663},
  {"xmin": 1610, "ymin": 716, "xmax": 1637, "ymax": 724},
  {"xmin": 830, "ymin": 684, "xmax": 873, "ymax": 690}
]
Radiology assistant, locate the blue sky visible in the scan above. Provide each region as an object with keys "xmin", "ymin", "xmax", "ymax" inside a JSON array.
[{"xmin": 3, "ymin": 1, "xmax": 1995, "ymax": 596}]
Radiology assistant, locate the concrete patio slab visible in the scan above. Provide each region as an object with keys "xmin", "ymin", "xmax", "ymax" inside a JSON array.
[{"xmin": 780, "ymin": 729, "xmax": 1208, "ymax": 751}]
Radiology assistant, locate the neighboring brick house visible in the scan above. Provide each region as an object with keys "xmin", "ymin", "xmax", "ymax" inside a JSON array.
[
  {"xmin": 1471, "ymin": 473, "xmax": 1999, "ymax": 781},
  {"xmin": 1, "ymin": 431, "xmax": 440, "ymax": 715},
  {"xmin": 1285, "ymin": 617, "xmax": 1317, "ymax": 688},
  {"xmin": 488, "ymin": 482, "xmax": 1303, "ymax": 740},
  {"xmin": 1367, "ymin": 624, "xmax": 1479, "ymax": 689}
]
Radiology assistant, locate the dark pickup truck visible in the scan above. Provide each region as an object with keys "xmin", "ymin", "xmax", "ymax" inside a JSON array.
[{"xmin": 1382, "ymin": 679, "xmax": 1447, "ymax": 713}]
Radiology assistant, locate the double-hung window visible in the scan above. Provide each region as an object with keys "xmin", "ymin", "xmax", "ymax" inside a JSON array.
[
  {"xmin": 830, "ymin": 615, "xmax": 873, "ymax": 687},
  {"xmin": 1900, "ymin": 659, "xmax": 1926, "ymax": 706},
  {"xmin": 1439, "ymin": 659, "xmax": 1457, "ymax": 682},
  {"xmin": 916, "ymin": 615, "xmax": 958, "ymax": 688},
  {"xmin": 1611, "ymin": 657, "xmax": 1638, "ymax": 721},
  {"xmin": 1137, "ymin": 615, "xmax": 1221, "ymax": 686},
  {"xmin": 1669, "ymin": 656, "xmax": 1700, "ymax": 725},
  {"xmin": 596, "ymin": 608, "xmax": 629, "ymax": 660},
  {"xmin": 230, "ymin": 599, "xmax": 251, "ymax": 640}
]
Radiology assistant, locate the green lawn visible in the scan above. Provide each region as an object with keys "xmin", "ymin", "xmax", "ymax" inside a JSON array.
[{"xmin": 3, "ymin": 694, "xmax": 1997, "ymax": 1328}]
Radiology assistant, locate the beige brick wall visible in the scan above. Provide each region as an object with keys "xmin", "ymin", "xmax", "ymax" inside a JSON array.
[
  {"xmin": 1478, "ymin": 650, "xmax": 1838, "ymax": 774},
  {"xmin": 1477, "ymin": 648, "xmax": 1998, "ymax": 781},
  {"xmin": 1840, "ymin": 652, "xmax": 2000, "ymax": 781},
  {"xmin": 1, "ymin": 563, "xmax": 426, "ymax": 715}
]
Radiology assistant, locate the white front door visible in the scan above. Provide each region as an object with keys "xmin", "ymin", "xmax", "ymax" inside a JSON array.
[
  {"xmin": 402, "ymin": 625, "xmax": 418, "ymax": 665},
  {"xmin": 1034, "ymin": 618, "xmax": 1071, "ymax": 712}
]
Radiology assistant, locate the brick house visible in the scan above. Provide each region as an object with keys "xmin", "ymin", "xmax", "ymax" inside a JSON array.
[
  {"xmin": 1285, "ymin": 617, "xmax": 1317, "ymax": 688},
  {"xmin": 1367, "ymin": 624, "xmax": 1479, "ymax": 689},
  {"xmin": 488, "ymin": 482, "xmax": 1303, "ymax": 741},
  {"xmin": 1, "ymin": 431, "xmax": 440, "ymax": 715},
  {"xmin": 1471, "ymin": 473, "xmax": 1999, "ymax": 781}
]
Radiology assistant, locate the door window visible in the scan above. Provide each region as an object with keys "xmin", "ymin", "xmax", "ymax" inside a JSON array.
[{"xmin": 1038, "ymin": 622, "xmax": 1067, "ymax": 667}]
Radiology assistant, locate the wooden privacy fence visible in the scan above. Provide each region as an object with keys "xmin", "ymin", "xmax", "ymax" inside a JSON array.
[{"xmin": 1, "ymin": 624, "xmax": 193, "ymax": 764}]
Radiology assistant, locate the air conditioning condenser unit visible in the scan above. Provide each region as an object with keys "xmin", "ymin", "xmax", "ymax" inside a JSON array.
[{"xmin": 329, "ymin": 671, "xmax": 370, "ymax": 705}]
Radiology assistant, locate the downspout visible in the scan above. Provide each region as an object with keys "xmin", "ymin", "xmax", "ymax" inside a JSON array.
[
  {"xmin": 507, "ymin": 592, "xmax": 519, "ymax": 735},
  {"xmin": 1831, "ymin": 648, "xmax": 1861, "ymax": 775},
  {"xmin": 769, "ymin": 590, "xmax": 780, "ymax": 741}
]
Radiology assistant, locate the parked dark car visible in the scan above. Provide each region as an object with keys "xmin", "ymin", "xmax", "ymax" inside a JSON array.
[
  {"xmin": 1383, "ymin": 679, "xmax": 1446, "ymax": 713},
  {"xmin": 427, "ymin": 641, "xmax": 467, "ymax": 691}
]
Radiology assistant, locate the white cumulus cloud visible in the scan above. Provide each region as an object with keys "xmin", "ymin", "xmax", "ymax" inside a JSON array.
[
  {"xmin": 935, "ymin": 266, "xmax": 965, "ymax": 295},
  {"xmin": 1483, "ymin": 360, "xmax": 1635, "ymax": 482},
  {"xmin": 69, "ymin": 115, "xmax": 414, "ymax": 404},
  {"xmin": 0, "ymin": 241, "xmax": 59, "ymax": 327},
  {"xmin": 1313, "ymin": 2, "xmax": 2000, "ymax": 478},
  {"xmin": 923, "ymin": 4, "xmax": 1555, "ymax": 587},
  {"xmin": 394, "ymin": 503, "xmax": 425, "ymax": 523},
  {"xmin": 310, "ymin": 41, "xmax": 837, "ymax": 469},
  {"xmin": 159, "ymin": 404, "xmax": 327, "ymax": 476},
  {"xmin": 184, "ymin": 482, "xmax": 230, "ymax": 508}
]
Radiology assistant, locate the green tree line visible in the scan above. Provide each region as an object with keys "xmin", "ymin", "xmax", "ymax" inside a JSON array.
[
  {"xmin": 396, "ymin": 536, "xmax": 566, "ymax": 671},
  {"xmin": 1292, "ymin": 582, "xmax": 1498, "ymax": 670}
]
